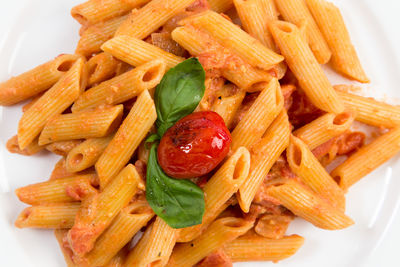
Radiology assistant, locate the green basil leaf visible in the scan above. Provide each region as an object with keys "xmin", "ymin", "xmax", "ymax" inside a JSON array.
[
  {"xmin": 146, "ymin": 143, "xmax": 205, "ymax": 228},
  {"xmin": 154, "ymin": 58, "xmax": 205, "ymax": 137}
]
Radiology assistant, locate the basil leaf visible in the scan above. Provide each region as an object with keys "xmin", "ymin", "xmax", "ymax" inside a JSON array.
[
  {"xmin": 154, "ymin": 58, "xmax": 205, "ymax": 137},
  {"xmin": 146, "ymin": 143, "xmax": 205, "ymax": 228}
]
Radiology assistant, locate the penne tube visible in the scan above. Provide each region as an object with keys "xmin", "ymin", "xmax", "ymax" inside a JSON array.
[
  {"xmin": 293, "ymin": 111, "xmax": 355, "ymax": 150},
  {"xmin": 211, "ymin": 84, "xmax": 246, "ymax": 129},
  {"xmin": 274, "ymin": 0, "xmax": 331, "ymax": 64},
  {"xmin": 102, "ymin": 35, "xmax": 183, "ymax": 70},
  {"xmin": 177, "ymin": 147, "xmax": 251, "ymax": 242},
  {"xmin": 81, "ymin": 201, "xmax": 154, "ymax": 266},
  {"xmin": 171, "ymin": 25, "xmax": 273, "ymax": 92},
  {"xmin": 115, "ymin": 0, "xmax": 195, "ymax": 38},
  {"xmin": 39, "ymin": 105, "xmax": 123, "ymax": 145},
  {"xmin": 266, "ymin": 180, "xmax": 354, "ymax": 230},
  {"xmin": 67, "ymin": 164, "xmax": 141, "ymax": 256},
  {"xmin": 208, "ymin": 0, "xmax": 234, "ymax": 13},
  {"xmin": 224, "ymin": 233, "xmax": 304, "ymax": 262},
  {"xmin": 104, "ymin": 246, "xmax": 129, "ymax": 267},
  {"xmin": 237, "ymin": 111, "xmax": 291, "ymax": 212},
  {"xmin": 15, "ymin": 203, "xmax": 80, "ymax": 229},
  {"xmin": 287, "ymin": 135, "xmax": 345, "ymax": 210},
  {"xmin": 168, "ymin": 217, "xmax": 253, "ymax": 267},
  {"xmin": 46, "ymin": 140, "xmax": 83, "ymax": 157},
  {"xmin": 72, "ymin": 59, "xmax": 166, "ymax": 112},
  {"xmin": 334, "ymin": 85, "xmax": 400, "ymax": 128},
  {"xmin": 0, "ymin": 54, "xmax": 81, "ymax": 106},
  {"xmin": 180, "ymin": 11, "xmax": 284, "ymax": 70},
  {"xmin": 54, "ymin": 230, "xmax": 78, "ymax": 267},
  {"xmin": 66, "ymin": 135, "xmax": 113, "ymax": 173},
  {"xmin": 331, "ymin": 127, "xmax": 400, "ymax": 190},
  {"xmin": 95, "ymin": 90, "xmax": 156, "ymax": 188},
  {"xmin": 124, "ymin": 216, "xmax": 180, "ymax": 267},
  {"xmin": 231, "ymin": 78, "xmax": 283, "ymax": 152},
  {"xmin": 306, "ymin": 0, "xmax": 369, "ymax": 83},
  {"xmin": 71, "ymin": 0, "xmax": 149, "ymax": 26},
  {"xmin": 86, "ymin": 52, "xmax": 125, "ymax": 86},
  {"xmin": 76, "ymin": 15, "xmax": 128, "ymax": 57},
  {"xmin": 269, "ymin": 20, "xmax": 344, "ymax": 114},
  {"xmin": 254, "ymin": 214, "xmax": 293, "ymax": 239},
  {"xmin": 49, "ymin": 158, "xmax": 97, "ymax": 181},
  {"xmin": 17, "ymin": 58, "xmax": 87, "ymax": 150},
  {"xmin": 15, "ymin": 174, "xmax": 97, "ymax": 205},
  {"xmin": 6, "ymin": 135, "xmax": 44, "ymax": 156}
]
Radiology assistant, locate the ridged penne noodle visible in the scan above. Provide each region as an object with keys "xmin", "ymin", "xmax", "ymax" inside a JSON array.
[
  {"xmin": 6, "ymin": 135, "xmax": 44, "ymax": 156},
  {"xmin": 67, "ymin": 164, "xmax": 141, "ymax": 256},
  {"xmin": 17, "ymin": 58, "xmax": 87, "ymax": 150},
  {"xmin": 266, "ymin": 180, "xmax": 354, "ymax": 230},
  {"xmin": 76, "ymin": 15, "xmax": 128, "ymax": 57},
  {"xmin": 104, "ymin": 246, "xmax": 128, "ymax": 267},
  {"xmin": 72, "ymin": 59, "xmax": 166, "ymax": 112},
  {"xmin": 180, "ymin": 10, "xmax": 284, "ymax": 70},
  {"xmin": 211, "ymin": 85, "xmax": 246, "ymax": 129},
  {"xmin": 224, "ymin": 233, "xmax": 304, "ymax": 262},
  {"xmin": 15, "ymin": 174, "xmax": 98, "ymax": 205},
  {"xmin": 46, "ymin": 140, "xmax": 83, "ymax": 157},
  {"xmin": 231, "ymin": 78, "xmax": 283, "ymax": 152},
  {"xmin": 81, "ymin": 201, "xmax": 154, "ymax": 266},
  {"xmin": 334, "ymin": 85, "xmax": 400, "ymax": 128},
  {"xmin": 287, "ymin": 135, "xmax": 345, "ymax": 210},
  {"xmin": 237, "ymin": 111, "xmax": 291, "ymax": 212},
  {"xmin": 331, "ymin": 127, "xmax": 400, "ymax": 191},
  {"xmin": 171, "ymin": 25, "xmax": 272, "ymax": 92},
  {"xmin": 168, "ymin": 217, "xmax": 253, "ymax": 267},
  {"xmin": 293, "ymin": 111, "xmax": 355, "ymax": 150},
  {"xmin": 0, "ymin": 54, "xmax": 81, "ymax": 106},
  {"xmin": 71, "ymin": 0, "xmax": 149, "ymax": 26},
  {"xmin": 177, "ymin": 147, "xmax": 250, "ymax": 242},
  {"xmin": 50, "ymin": 158, "xmax": 77, "ymax": 181},
  {"xmin": 15, "ymin": 203, "xmax": 80, "ymax": 229},
  {"xmin": 115, "ymin": 0, "xmax": 195, "ymax": 38},
  {"xmin": 95, "ymin": 90, "xmax": 156, "ymax": 188},
  {"xmin": 66, "ymin": 135, "xmax": 113, "ymax": 173},
  {"xmin": 306, "ymin": 0, "xmax": 369, "ymax": 83},
  {"xmin": 208, "ymin": 0, "xmax": 234, "ymax": 13},
  {"xmin": 86, "ymin": 52, "xmax": 125, "ymax": 86},
  {"xmin": 125, "ymin": 216, "xmax": 179, "ymax": 267},
  {"xmin": 274, "ymin": 0, "xmax": 331, "ymax": 64},
  {"xmin": 54, "ymin": 230, "xmax": 78, "ymax": 267},
  {"xmin": 39, "ymin": 105, "xmax": 123, "ymax": 145},
  {"xmin": 254, "ymin": 214, "xmax": 293, "ymax": 239},
  {"xmin": 102, "ymin": 35, "xmax": 183, "ymax": 70},
  {"xmin": 269, "ymin": 20, "xmax": 344, "ymax": 114}
]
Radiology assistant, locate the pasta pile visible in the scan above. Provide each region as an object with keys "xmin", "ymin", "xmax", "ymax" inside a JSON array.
[{"xmin": 1, "ymin": 0, "xmax": 400, "ymax": 266}]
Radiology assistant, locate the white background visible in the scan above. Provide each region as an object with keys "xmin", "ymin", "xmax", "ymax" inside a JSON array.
[{"xmin": 0, "ymin": 0, "xmax": 400, "ymax": 266}]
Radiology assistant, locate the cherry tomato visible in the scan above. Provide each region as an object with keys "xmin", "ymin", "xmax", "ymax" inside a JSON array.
[{"xmin": 158, "ymin": 111, "xmax": 231, "ymax": 179}]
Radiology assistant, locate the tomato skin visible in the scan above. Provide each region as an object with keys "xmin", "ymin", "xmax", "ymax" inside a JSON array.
[{"xmin": 158, "ymin": 111, "xmax": 231, "ymax": 179}]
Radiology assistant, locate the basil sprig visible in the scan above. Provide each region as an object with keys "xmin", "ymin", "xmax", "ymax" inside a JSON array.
[{"xmin": 146, "ymin": 58, "xmax": 206, "ymax": 229}]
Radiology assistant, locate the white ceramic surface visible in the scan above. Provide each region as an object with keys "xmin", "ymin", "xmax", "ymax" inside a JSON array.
[{"xmin": 0, "ymin": 0, "xmax": 400, "ymax": 266}]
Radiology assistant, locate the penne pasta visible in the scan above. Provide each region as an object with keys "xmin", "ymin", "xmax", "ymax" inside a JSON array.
[
  {"xmin": 331, "ymin": 127, "xmax": 400, "ymax": 190},
  {"xmin": 254, "ymin": 214, "xmax": 294, "ymax": 239},
  {"xmin": 45, "ymin": 140, "xmax": 83, "ymax": 157},
  {"xmin": 269, "ymin": 20, "xmax": 344, "ymax": 114},
  {"xmin": 168, "ymin": 217, "xmax": 253, "ymax": 267},
  {"xmin": 95, "ymin": 90, "xmax": 156, "ymax": 188},
  {"xmin": 208, "ymin": 0, "xmax": 234, "ymax": 13},
  {"xmin": 6, "ymin": 135, "xmax": 44, "ymax": 156},
  {"xmin": 38, "ymin": 105, "xmax": 123, "ymax": 145},
  {"xmin": 86, "ymin": 52, "xmax": 127, "ymax": 86},
  {"xmin": 266, "ymin": 180, "xmax": 354, "ymax": 230},
  {"xmin": 0, "ymin": 54, "xmax": 81, "ymax": 106},
  {"xmin": 15, "ymin": 203, "xmax": 80, "ymax": 229},
  {"xmin": 274, "ymin": 0, "xmax": 331, "ymax": 64},
  {"xmin": 287, "ymin": 135, "xmax": 345, "ymax": 210},
  {"xmin": 224, "ymin": 233, "xmax": 304, "ymax": 262},
  {"xmin": 54, "ymin": 230, "xmax": 78, "ymax": 267},
  {"xmin": 237, "ymin": 111, "xmax": 291, "ymax": 212},
  {"xmin": 293, "ymin": 111, "xmax": 355, "ymax": 150},
  {"xmin": 306, "ymin": 0, "xmax": 369, "ymax": 83},
  {"xmin": 67, "ymin": 164, "xmax": 141, "ymax": 256},
  {"xmin": 72, "ymin": 59, "xmax": 166, "ymax": 112},
  {"xmin": 177, "ymin": 147, "xmax": 250, "ymax": 242},
  {"xmin": 17, "ymin": 58, "xmax": 87, "ymax": 150}
]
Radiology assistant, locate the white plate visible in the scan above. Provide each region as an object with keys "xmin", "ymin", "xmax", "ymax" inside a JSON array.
[{"xmin": 1, "ymin": 0, "xmax": 400, "ymax": 266}]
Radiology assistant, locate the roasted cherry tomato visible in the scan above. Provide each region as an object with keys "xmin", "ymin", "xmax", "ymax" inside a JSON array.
[{"xmin": 158, "ymin": 111, "xmax": 231, "ymax": 179}]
